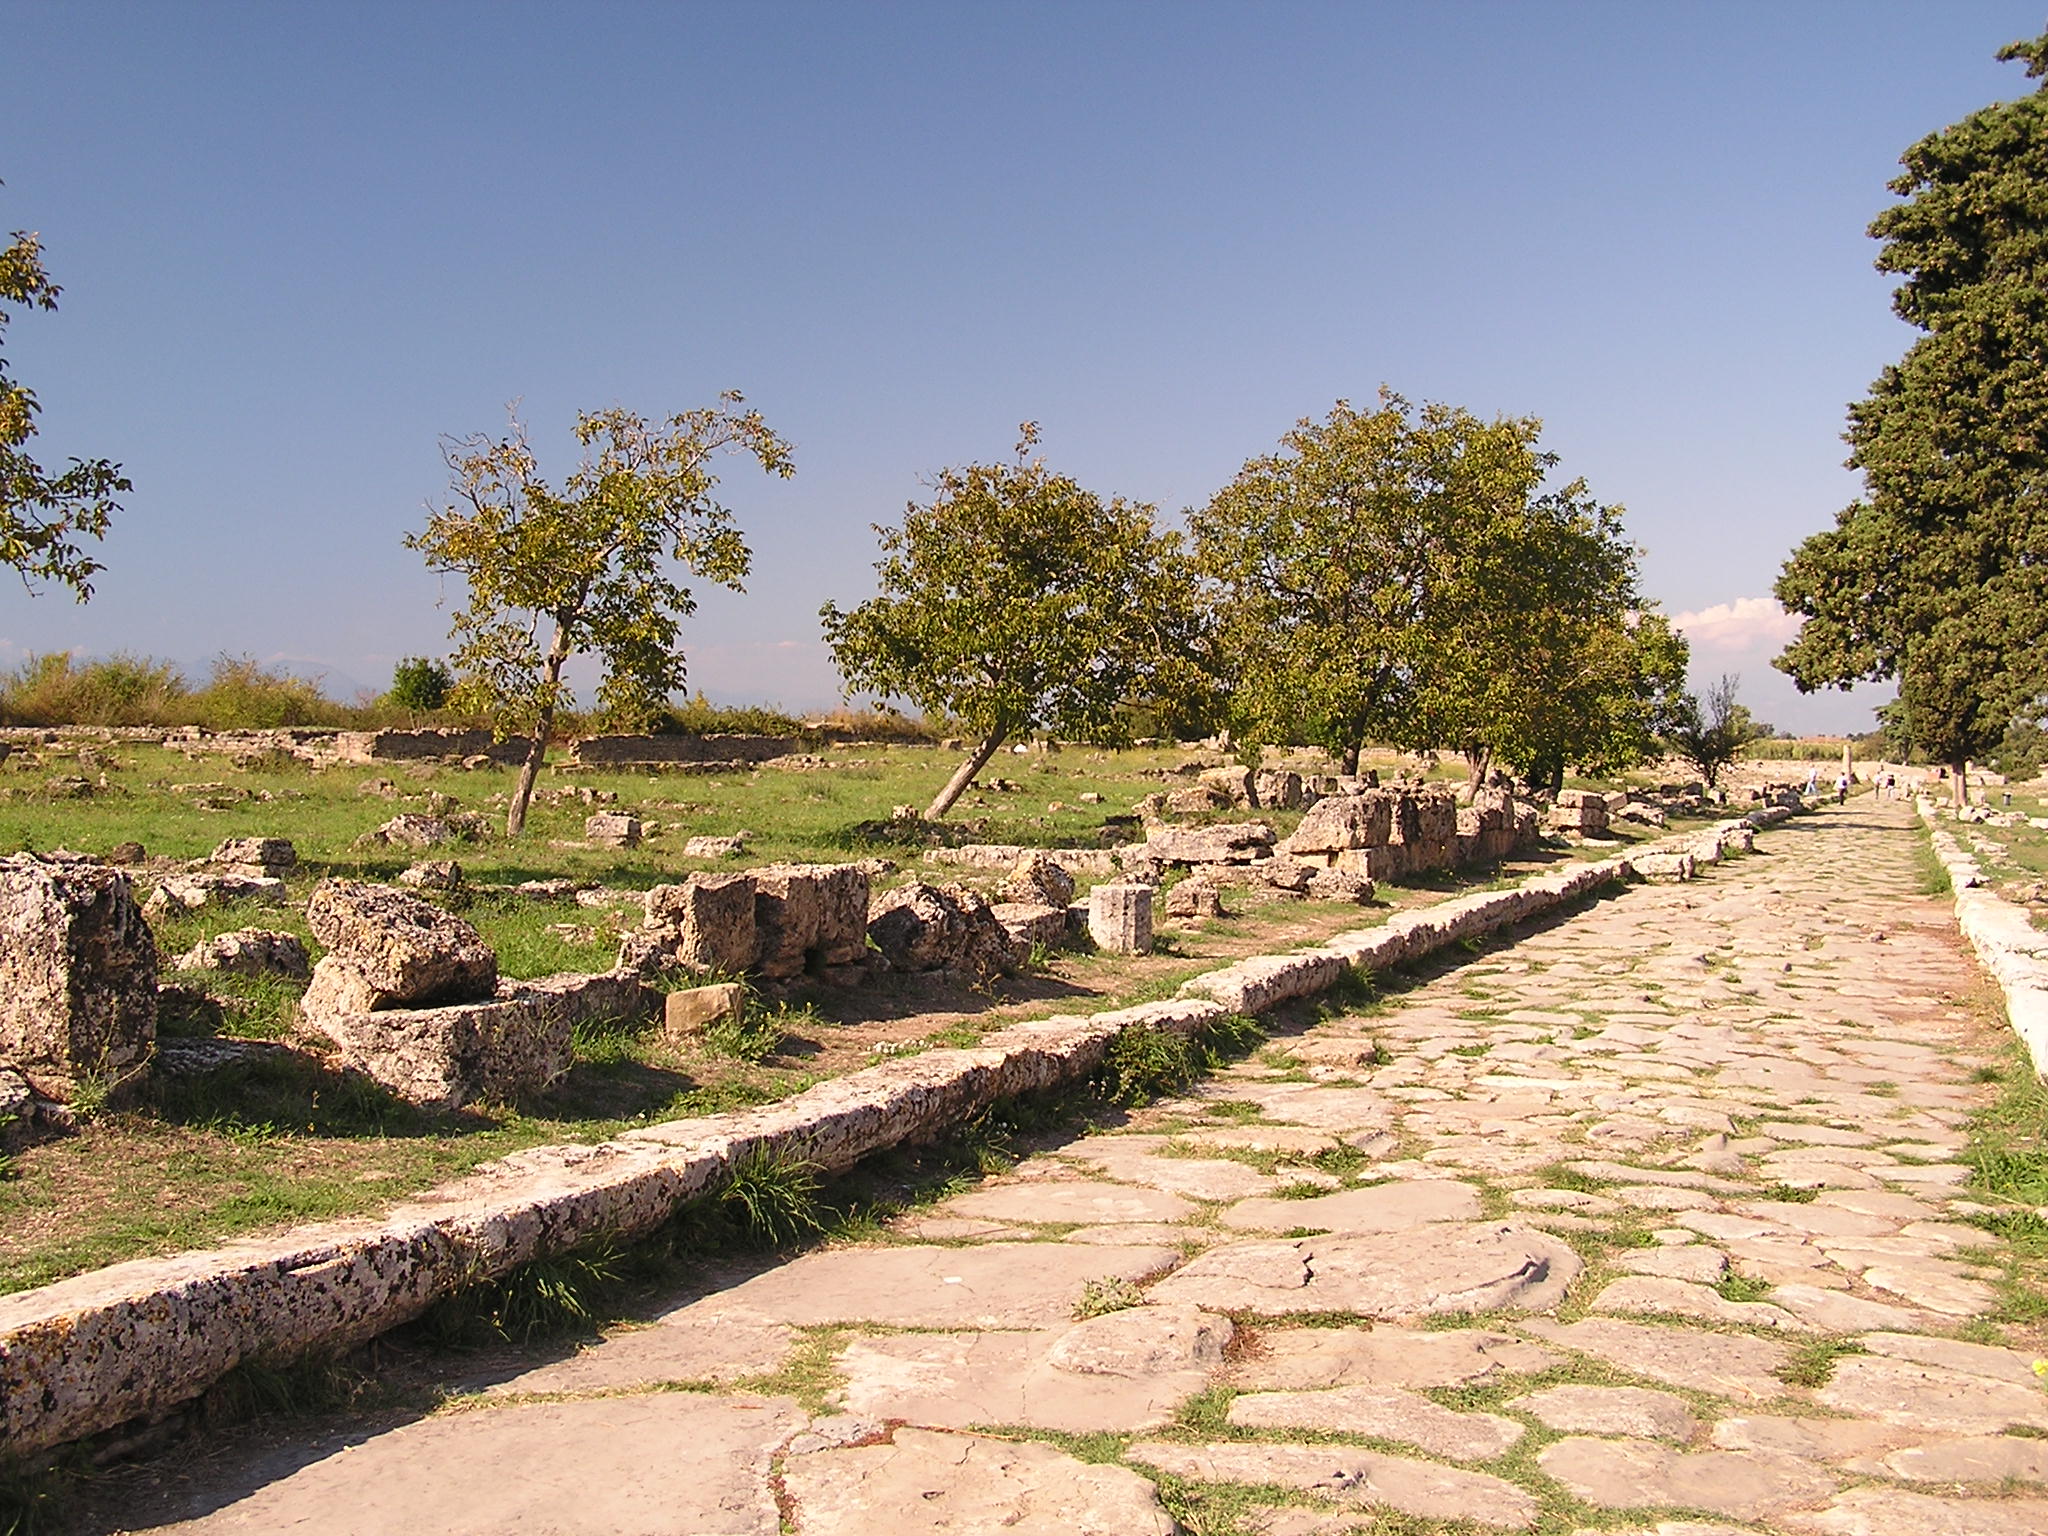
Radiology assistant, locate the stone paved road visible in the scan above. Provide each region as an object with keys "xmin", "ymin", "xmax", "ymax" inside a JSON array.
[{"xmin": 112, "ymin": 799, "xmax": 2048, "ymax": 1535}]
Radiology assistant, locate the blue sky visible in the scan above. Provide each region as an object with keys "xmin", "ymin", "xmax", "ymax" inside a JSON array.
[{"xmin": 4, "ymin": 1, "xmax": 2041, "ymax": 732}]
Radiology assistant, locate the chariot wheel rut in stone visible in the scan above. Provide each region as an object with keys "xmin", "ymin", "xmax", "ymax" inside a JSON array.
[{"xmin": 77, "ymin": 798, "xmax": 2048, "ymax": 1535}]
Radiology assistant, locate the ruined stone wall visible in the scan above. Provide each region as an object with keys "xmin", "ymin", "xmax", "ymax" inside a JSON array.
[{"xmin": 566, "ymin": 734, "xmax": 799, "ymax": 767}]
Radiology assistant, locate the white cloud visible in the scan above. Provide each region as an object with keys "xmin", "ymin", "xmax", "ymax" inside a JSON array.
[{"xmin": 1670, "ymin": 596, "xmax": 1800, "ymax": 654}]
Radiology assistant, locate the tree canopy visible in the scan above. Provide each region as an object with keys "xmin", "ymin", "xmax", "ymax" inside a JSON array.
[
  {"xmin": 821, "ymin": 425, "xmax": 1201, "ymax": 818},
  {"xmin": 1664, "ymin": 673, "xmax": 1771, "ymax": 790},
  {"xmin": 1191, "ymin": 391, "xmax": 1679, "ymax": 781},
  {"xmin": 1776, "ymin": 33, "xmax": 2048, "ymax": 785},
  {"xmin": 409, "ymin": 396, "xmax": 793, "ymax": 834},
  {"xmin": 1, "ymin": 196, "xmax": 128, "ymax": 600}
]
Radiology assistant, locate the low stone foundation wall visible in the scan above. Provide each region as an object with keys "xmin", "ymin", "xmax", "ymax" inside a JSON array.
[
  {"xmin": 1919, "ymin": 800, "xmax": 2048, "ymax": 1075},
  {"xmin": 566, "ymin": 734, "xmax": 798, "ymax": 768},
  {"xmin": 0, "ymin": 815, "xmax": 1795, "ymax": 1459}
]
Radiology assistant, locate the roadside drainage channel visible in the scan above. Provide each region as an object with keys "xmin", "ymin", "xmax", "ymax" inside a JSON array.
[
  {"xmin": 0, "ymin": 807, "xmax": 1797, "ymax": 1460},
  {"xmin": 1918, "ymin": 799, "xmax": 2048, "ymax": 1075}
]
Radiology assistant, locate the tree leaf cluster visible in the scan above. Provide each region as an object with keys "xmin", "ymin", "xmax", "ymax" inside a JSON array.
[
  {"xmin": 1664, "ymin": 673, "xmax": 1773, "ymax": 788},
  {"xmin": 819, "ymin": 423, "xmax": 1204, "ymax": 816},
  {"xmin": 1, "ymin": 194, "xmax": 129, "ymax": 602},
  {"xmin": 1776, "ymin": 32, "xmax": 2048, "ymax": 774}
]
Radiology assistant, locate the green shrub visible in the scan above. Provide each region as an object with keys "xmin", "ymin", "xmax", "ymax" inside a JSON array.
[{"xmin": 387, "ymin": 656, "xmax": 454, "ymax": 713}]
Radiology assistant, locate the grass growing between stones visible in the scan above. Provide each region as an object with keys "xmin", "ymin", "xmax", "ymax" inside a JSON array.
[{"xmin": 1775, "ymin": 1335, "xmax": 1866, "ymax": 1389}]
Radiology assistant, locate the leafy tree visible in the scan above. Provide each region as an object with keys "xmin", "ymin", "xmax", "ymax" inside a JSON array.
[
  {"xmin": 387, "ymin": 656, "xmax": 454, "ymax": 714},
  {"xmin": 1664, "ymin": 673, "xmax": 1771, "ymax": 789},
  {"xmin": 1403, "ymin": 467, "xmax": 1688, "ymax": 790},
  {"xmin": 1193, "ymin": 391, "xmax": 1672, "ymax": 779},
  {"xmin": 821, "ymin": 425, "xmax": 1201, "ymax": 818},
  {"xmin": 409, "ymin": 396, "xmax": 793, "ymax": 835},
  {"xmin": 1, "ymin": 192, "xmax": 128, "ymax": 599},
  {"xmin": 1776, "ymin": 33, "xmax": 2048, "ymax": 800}
]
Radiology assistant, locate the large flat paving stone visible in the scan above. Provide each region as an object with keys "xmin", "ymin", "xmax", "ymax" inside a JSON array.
[
  {"xmin": 1058, "ymin": 1135, "xmax": 1278, "ymax": 1199},
  {"xmin": 1536, "ymin": 1436, "xmax": 1837, "ymax": 1522},
  {"xmin": 488, "ymin": 1302, "xmax": 793, "ymax": 1395},
  {"xmin": 1815, "ymin": 1354, "xmax": 2048, "ymax": 1433},
  {"xmin": 1127, "ymin": 1439, "xmax": 1538, "ymax": 1529},
  {"xmin": 785, "ymin": 1427, "xmax": 1174, "ymax": 1535},
  {"xmin": 1226, "ymin": 1383, "xmax": 1524, "ymax": 1461},
  {"xmin": 1507, "ymin": 1384, "xmax": 1699, "ymax": 1440},
  {"xmin": 1858, "ymin": 1330, "xmax": 2045, "ymax": 1384},
  {"xmin": 1870, "ymin": 1433, "xmax": 2048, "ymax": 1483},
  {"xmin": 935, "ymin": 1178, "xmax": 1196, "ymax": 1226},
  {"xmin": 1232, "ymin": 1324, "xmax": 1559, "ymax": 1389},
  {"xmin": 833, "ymin": 1307, "xmax": 1229, "ymax": 1433},
  {"xmin": 163, "ymin": 1394, "xmax": 803, "ymax": 1535},
  {"xmin": 706, "ymin": 1242, "xmax": 1178, "ymax": 1328},
  {"xmin": 1220, "ymin": 1178, "xmax": 1481, "ymax": 1233},
  {"xmin": 1518, "ymin": 1317, "xmax": 1792, "ymax": 1402},
  {"xmin": 1148, "ymin": 1223, "xmax": 1579, "ymax": 1317},
  {"xmin": 1710, "ymin": 1414, "xmax": 1915, "ymax": 1463},
  {"xmin": 1784, "ymin": 1485, "xmax": 2048, "ymax": 1534}
]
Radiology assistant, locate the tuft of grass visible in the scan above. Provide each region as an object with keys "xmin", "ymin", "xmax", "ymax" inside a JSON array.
[
  {"xmin": 1072, "ymin": 1276, "xmax": 1147, "ymax": 1319},
  {"xmin": 700, "ymin": 1147, "xmax": 826, "ymax": 1250},
  {"xmin": 703, "ymin": 997, "xmax": 788, "ymax": 1063},
  {"xmin": 1094, "ymin": 1025, "xmax": 1199, "ymax": 1107},
  {"xmin": 1715, "ymin": 1271, "xmax": 1774, "ymax": 1303},
  {"xmin": 1776, "ymin": 1335, "xmax": 1865, "ymax": 1388},
  {"xmin": 1532, "ymin": 1162, "xmax": 1608, "ymax": 1194},
  {"xmin": 1757, "ymin": 1182, "xmax": 1820, "ymax": 1204},
  {"xmin": 422, "ymin": 1240, "xmax": 625, "ymax": 1347}
]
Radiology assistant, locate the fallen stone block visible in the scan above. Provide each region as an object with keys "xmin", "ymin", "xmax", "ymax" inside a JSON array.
[
  {"xmin": 1164, "ymin": 879, "xmax": 1225, "ymax": 920},
  {"xmin": 143, "ymin": 872, "xmax": 286, "ymax": 913},
  {"xmin": 305, "ymin": 879, "xmax": 498, "ymax": 1008},
  {"xmin": 1180, "ymin": 949, "xmax": 1346, "ymax": 1014},
  {"xmin": 206, "ymin": 836, "xmax": 296, "ymax": 879},
  {"xmin": 171, "ymin": 927, "xmax": 310, "ymax": 980},
  {"xmin": 1286, "ymin": 794, "xmax": 1392, "ymax": 857},
  {"xmin": 397, "ymin": 859, "xmax": 463, "ymax": 891},
  {"xmin": 361, "ymin": 813, "xmax": 476, "ymax": 849},
  {"xmin": 870, "ymin": 881, "xmax": 1016, "ymax": 982},
  {"xmin": 499, "ymin": 969, "xmax": 654, "ymax": 1033},
  {"xmin": 316, "ymin": 995, "xmax": 568, "ymax": 1109},
  {"xmin": 1143, "ymin": 822, "xmax": 1276, "ymax": 866},
  {"xmin": 992, "ymin": 901, "xmax": 1068, "ymax": 953},
  {"xmin": 1630, "ymin": 851, "xmax": 1696, "ymax": 882},
  {"xmin": 626, "ymin": 873, "xmax": 757, "ymax": 975},
  {"xmin": 584, "ymin": 812, "xmax": 643, "ymax": 848},
  {"xmin": 1002, "ymin": 851, "xmax": 1076, "ymax": 908},
  {"xmin": 0, "ymin": 855, "xmax": 158, "ymax": 1102},
  {"xmin": 682, "ymin": 833, "xmax": 747, "ymax": 859},
  {"xmin": 663, "ymin": 982, "xmax": 747, "ymax": 1040},
  {"xmin": 1089, "ymin": 883, "xmax": 1153, "ymax": 955},
  {"xmin": 752, "ymin": 863, "xmax": 870, "ymax": 980}
]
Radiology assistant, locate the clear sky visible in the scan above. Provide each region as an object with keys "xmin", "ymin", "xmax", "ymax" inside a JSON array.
[{"xmin": 4, "ymin": 1, "xmax": 2041, "ymax": 733}]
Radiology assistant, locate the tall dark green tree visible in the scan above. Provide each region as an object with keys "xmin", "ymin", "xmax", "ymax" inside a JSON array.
[{"xmin": 1776, "ymin": 34, "xmax": 2048, "ymax": 797}]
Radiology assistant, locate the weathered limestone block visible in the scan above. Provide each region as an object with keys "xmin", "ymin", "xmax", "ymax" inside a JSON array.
[
  {"xmin": 1089, "ymin": 883, "xmax": 1154, "ymax": 955},
  {"xmin": 1630, "ymin": 850, "xmax": 1696, "ymax": 882},
  {"xmin": 362, "ymin": 813, "xmax": 471, "ymax": 849},
  {"xmin": 1165, "ymin": 879, "xmax": 1225, "ymax": 920},
  {"xmin": 396, "ymin": 859, "xmax": 464, "ymax": 891},
  {"xmin": 207, "ymin": 836, "xmax": 296, "ymax": 878},
  {"xmin": 662, "ymin": 981, "xmax": 746, "ymax": 1040},
  {"xmin": 1254, "ymin": 770, "xmax": 1304, "ymax": 810},
  {"xmin": 992, "ymin": 901, "xmax": 1068, "ymax": 953},
  {"xmin": 1164, "ymin": 783, "xmax": 1233, "ymax": 815},
  {"xmin": 628, "ymin": 873, "xmax": 758, "ymax": 975},
  {"xmin": 584, "ymin": 812, "xmax": 642, "ymax": 849},
  {"xmin": 1286, "ymin": 794, "xmax": 1392, "ymax": 858},
  {"xmin": 1197, "ymin": 764, "xmax": 1255, "ymax": 806},
  {"xmin": 682, "ymin": 833, "xmax": 747, "ymax": 859},
  {"xmin": 499, "ymin": 969, "xmax": 654, "ymax": 1033},
  {"xmin": 1307, "ymin": 869, "xmax": 1374, "ymax": 904},
  {"xmin": 1180, "ymin": 949, "xmax": 1347, "ymax": 1014},
  {"xmin": 1002, "ymin": 851, "xmax": 1077, "ymax": 908},
  {"xmin": 869, "ymin": 881, "xmax": 1016, "ymax": 982},
  {"xmin": 144, "ymin": 872, "xmax": 286, "ymax": 913},
  {"xmin": 172, "ymin": 928, "xmax": 310, "ymax": 980},
  {"xmin": 752, "ymin": 863, "xmax": 871, "ymax": 979},
  {"xmin": 305, "ymin": 880, "xmax": 498, "ymax": 1008},
  {"xmin": 1143, "ymin": 822, "xmax": 1276, "ymax": 866},
  {"xmin": 0, "ymin": 856, "xmax": 158, "ymax": 1101},
  {"xmin": 318, "ymin": 996, "xmax": 567, "ymax": 1109}
]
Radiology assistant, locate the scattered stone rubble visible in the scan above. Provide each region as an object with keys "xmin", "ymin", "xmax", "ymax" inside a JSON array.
[
  {"xmin": 868, "ymin": 882, "xmax": 1018, "ymax": 984},
  {"xmin": 172, "ymin": 928, "xmax": 311, "ymax": 980}
]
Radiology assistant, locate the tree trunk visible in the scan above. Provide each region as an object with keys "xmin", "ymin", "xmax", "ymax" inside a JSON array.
[
  {"xmin": 1464, "ymin": 748, "xmax": 1491, "ymax": 794},
  {"xmin": 506, "ymin": 627, "xmax": 570, "ymax": 838},
  {"xmin": 1340, "ymin": 742, "xmax": 1361, "ymax": 776},
  {"xmin": 927, "ymin": 729, "xmax": 1007, "ymax": 819},
  {"xmin": 1951, "ymin": 755, "xmax": 1968, "ymax": 808}
]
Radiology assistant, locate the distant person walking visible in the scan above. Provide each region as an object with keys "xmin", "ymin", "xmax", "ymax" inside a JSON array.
[
  {"xmin": 1835, "ymin": 772, "xmax": 1850, "ymax": 805},
  {"xmin": 1805, "ymin": 768, "xmax": 1819, "ymax": 797}
]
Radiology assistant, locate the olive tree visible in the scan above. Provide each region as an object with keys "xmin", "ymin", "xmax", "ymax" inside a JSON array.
[
  {"xmin": 821, "ymin": 425, "xmax": 1201, "ymax": 819},
  {"xmin": 2, "ymin": 201, "xmax": 128, "ymax": 599},
  {"xmin": 1664, "ymin": 673, "xmax": 1771, "ymax": 789},
  {"xmin": 408, "ymin": 396, "xmax": 793, "ymax": 835}
]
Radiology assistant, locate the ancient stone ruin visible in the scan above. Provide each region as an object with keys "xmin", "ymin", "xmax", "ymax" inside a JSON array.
[{"xmin": 0, "ymin": 853, "xmax": 159, "ymax": 1104}]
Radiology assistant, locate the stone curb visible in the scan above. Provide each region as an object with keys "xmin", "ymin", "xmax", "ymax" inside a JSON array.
[
  {"xmin": 1918, "ymin": 799, "xmax": 2048, "ymax": 1075},
  {"xmin": 0, "ymin": 813, "xmax": 1791, "ymax": 1459}
]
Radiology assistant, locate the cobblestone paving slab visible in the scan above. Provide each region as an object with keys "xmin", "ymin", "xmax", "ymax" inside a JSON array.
[{"xmin": 118, "ymin": 802, "xmax": 2048, "ymax": 1535}]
